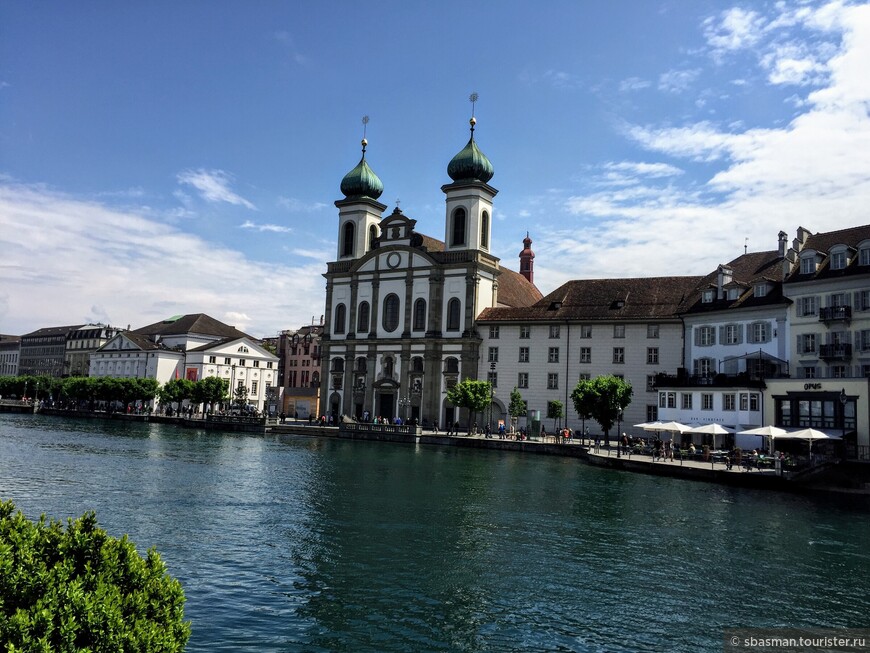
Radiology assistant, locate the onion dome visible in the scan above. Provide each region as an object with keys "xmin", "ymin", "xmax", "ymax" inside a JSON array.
[
  {"xmin": 447, "ymin": 117, "xmax": 494, "ymax": 184},
  {"xmin": 340, "ymin": 138, "xmax": 384, "ymax": 200}
]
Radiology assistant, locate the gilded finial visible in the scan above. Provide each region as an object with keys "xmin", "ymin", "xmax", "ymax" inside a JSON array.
[
  {"xmin": 469, "ymin": 92, "xmax": 478, "ymax": 133},
  {"xmin": 361, "ymin": 115, "xmax": 370, "ymax": 153}
]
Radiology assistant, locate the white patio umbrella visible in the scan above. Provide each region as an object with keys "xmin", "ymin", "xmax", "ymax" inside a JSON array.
[
  {"xmin": 643, "ymin": 421, "xmax": 691, "ymax": 433},
  {"xmin": 775, "ymin": 428, "xmax": 840, "ymax": 461},
  {"xmin": 633, "ymin": 421, "xmax": 662, "ymax": 429},
  {"xmin": 686, "ymin": 423, "xmax": 732, "ymax": 449},
  {"xmin": 738, "ymin": 425, "xmax": 790, "ymax": 453}
]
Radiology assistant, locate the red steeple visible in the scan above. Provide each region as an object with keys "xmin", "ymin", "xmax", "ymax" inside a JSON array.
[{"xmin": 519, "ymin": 232, "xmax": 535, "ymax": 284}]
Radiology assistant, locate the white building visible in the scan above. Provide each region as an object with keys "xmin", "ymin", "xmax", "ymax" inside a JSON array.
[
  {"xmin": 477, "ymin": 275, "xmax": 700, "ymax": 434},
  {"xmin": 320, "ymin": 115, "xmax": 541, "ymax": 426},
  {"xmin": 90, "ymin": 313, "xmax": 278, "ymax": 411}
]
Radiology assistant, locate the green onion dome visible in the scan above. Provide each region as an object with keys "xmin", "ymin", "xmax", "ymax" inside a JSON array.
[
  {"xmin": 447, "ymin": 117, "xmax": 494, "ymax": 184},
  {"xmin": 340, "ymin": 139, "xmax": 384, "ymax": 200}
]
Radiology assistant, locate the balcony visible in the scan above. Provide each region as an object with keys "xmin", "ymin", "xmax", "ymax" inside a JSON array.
[
  {"xmin": 819, "ymin": 306, "xmax": 851, "ymax": 324},
  {"xmin": 819, "ymin": 343, "xmax": 852, "ymax": 361}
]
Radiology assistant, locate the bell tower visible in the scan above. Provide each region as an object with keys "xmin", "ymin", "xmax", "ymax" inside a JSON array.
[
  {"xmin": 335, "ymin": 116, "xmax": 386, "ymax": 260},
  {"xmin": 442, "ymin": 94, "xmax": 497, "ymax": 253}
]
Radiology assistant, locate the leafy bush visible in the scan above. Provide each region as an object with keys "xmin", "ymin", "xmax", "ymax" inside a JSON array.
[{"xmin": 0, "ymin": 500, "xmax": 190, "ymax": 652}]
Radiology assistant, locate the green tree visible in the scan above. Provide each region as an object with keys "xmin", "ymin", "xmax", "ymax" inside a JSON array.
[
  {"xmin": 0, "ymin": 500, "xmax": 190, "ymax": 651},
  {"xmin": 570, "ymin": 375, "xmax": 633, "ymax": 441},
  {"xmin": 193, "ymin": 376, "xmax": 228, "ymax": 414},
  {"xmin": 446, "ymin": 379, "xmax": 492, "ymax": 433},
  {"xmin": 159, "ymin": 378, "xmax": 195, "ymax": 415},
  {"xmin": 507, "ymin": 387, "xmax": 526, "ymax": 434},
  {"xmin": 233, "ymin": 384, "xmax": 250, "ymax": 409},
  {"xmin": 547, "ymin": 400, "xmax": 564, "ymax": 432}
]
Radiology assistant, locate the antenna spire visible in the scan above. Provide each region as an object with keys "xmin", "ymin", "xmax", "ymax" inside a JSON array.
[
  {"xmin": 469, "ymin": 92, "xmax": 478, "ymax": 134},
  {"xmin": 744, "ymin": 237, "xmax": 748, "ymax": 255},
  {"xmin": 361, "ymin": 115, "xmax": 370, "ymax": 154}
]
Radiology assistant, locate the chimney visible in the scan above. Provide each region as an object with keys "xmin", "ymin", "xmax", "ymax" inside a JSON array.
[
  {"xmin": 519, "ymin": 232, "xmax": 535, "ymax": 284},
  {"xmin": 778, "ymin": 231, "xmax": 787, "ymax": 257}
]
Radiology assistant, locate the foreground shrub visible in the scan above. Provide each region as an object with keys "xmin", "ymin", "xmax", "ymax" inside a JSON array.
[{"xmin": 0, "ymin": 500, "xmax": 190, "ymax": 652}]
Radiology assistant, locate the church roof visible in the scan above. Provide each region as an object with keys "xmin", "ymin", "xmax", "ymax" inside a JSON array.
[
  {"xmin": 446, "ymin": 118, "xmax": 494, "ymax": 184},
  {"xmin": 339, "ymin": 140, "xmax": 384, "ymax": 200}
]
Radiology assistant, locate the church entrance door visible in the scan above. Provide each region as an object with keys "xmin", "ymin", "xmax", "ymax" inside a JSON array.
[{"xmin": 379, "ymin": 393, "xmax": 395, "ymax": 421}]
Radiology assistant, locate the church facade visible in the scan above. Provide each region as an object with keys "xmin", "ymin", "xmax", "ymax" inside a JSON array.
[{"xmin": 319, "ymin": 117, "xmax": 541, "ymax": 426}]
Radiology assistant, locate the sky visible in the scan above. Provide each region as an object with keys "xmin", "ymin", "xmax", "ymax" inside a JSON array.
[{"xmin": 2, "ymin": 1, "xmax": 870, "ymax": 338}]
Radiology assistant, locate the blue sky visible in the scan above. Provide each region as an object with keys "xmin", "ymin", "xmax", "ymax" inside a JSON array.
[{"xmin": 2, "ymin": 1, "xmax": 870, "ymax": 337}]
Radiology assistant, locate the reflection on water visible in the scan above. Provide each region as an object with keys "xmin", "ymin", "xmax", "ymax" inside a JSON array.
[{"xmin": 1, "ymin": 415, "xmax": 868, "ymax": 652}]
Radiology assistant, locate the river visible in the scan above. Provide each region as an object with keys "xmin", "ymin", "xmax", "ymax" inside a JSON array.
[{"xmin": 1, "ymin": 414, "xmax": 867, "ymax": 652}]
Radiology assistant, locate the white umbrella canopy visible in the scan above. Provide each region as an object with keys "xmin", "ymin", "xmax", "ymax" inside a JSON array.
[
  {"xmin": 780, "ymin": 428, "xmax": 840, "ymax": 440},
  {"xmin": 738, "ymin": 425, "xmax": 790, "ymax": 437},
  {"xmin": 686, "ymin": 423, "xmax": 732, "ymax": 449},
  {"xmin": 633, "ymin": 421, "xmax": 661, "ymax": 428},
  {"xmin": 643, "ymin": 421, "xmax": 691, "ymax": 433}
]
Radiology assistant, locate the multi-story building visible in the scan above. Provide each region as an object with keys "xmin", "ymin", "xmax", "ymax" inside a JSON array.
[
  {"xmin": 65, "ymin": 323, "xmax": 123, "ymax": 377},
  {"xmin": 766, "ymin": 224, "xmax": 870, "ymax": 458},
  {"xmin": 277, "ymin": 322, "xmax": 323, "ymax": 419},
  {"xmin": 476, "ymin": 275, "xmax": 700, "ymax": 433},
  {"xmin": 320, "ymin": 115, "xmax": 541, "ymax": 425},
  {"xmin": 19, "ymin": 324, "xmax": 84, "ymax": 377},
  {"xmin": 655, "ymin": 236, "xmax": 792, "ymax": 445},
  {"xmin": 91, "ymin": 313, "xmax": 278, "ymax": 410},
  {"xmin": 0, "ymin": 335, "xmax": 20, "ymax": 377}
]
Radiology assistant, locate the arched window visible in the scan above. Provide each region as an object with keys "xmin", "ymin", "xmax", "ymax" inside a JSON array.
[
  {"xmin": 413, "ymin": 298, "xmax": 426, "ymax": 331},
  {"xmin": 451, "ymin": 208, "xmax": 466, "ymax": 247},
  {"xmin": 334, "ymin": 303, "xmax": 346, "ymax": 334},
  {"xmin": 412, "ymin": 356, "xmax": 424, "ymax": 372},
  {"xmin": 383, "ymin": 294, "xmax": 400, "ymax": 332},
  {"xmin": 357, "ymin": 301, "xmax": 370, "ymax": 333},
  {"xmin": 368, "ymin": 224, "xmax": 378, "ymax": 251},
  {"xmin": 480, "ymin": 211, "xmax": 489, "ymax": 249},
  {"xmin": 445, "ymin": 357, "xmax": 459, "ymax": 373},
  {"xmin": 331, "ymin": 358, "xmax": 344, "ymax": 373},
  {"xmin": 341, "ymin": 222, "xmax": 355, "ymax": 257},
  {"xmin": 355, "ymin": 357, "xmax": 367, "ymax": 373},
  {"xmin": 446, "ymin": 298, "xmax": 461, "ymax": 332}
]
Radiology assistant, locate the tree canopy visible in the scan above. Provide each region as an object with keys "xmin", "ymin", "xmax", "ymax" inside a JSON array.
[
  {"xmin": 446, "ymin": 379, "xmax": 492, "ymax": 430},
  {"xmin": 570, "ymin": 375, "xmax": 633, "ymax": 437},
  {"xmin": 0, "ymin": 500, "xmax": 190, "ymax": 652}
]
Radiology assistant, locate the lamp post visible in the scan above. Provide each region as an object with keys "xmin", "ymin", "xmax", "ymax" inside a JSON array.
[
  {"xmin": 398, "ymin": 396, "xmax": 411, "ymax": 424},
  {"xmin": 616, "ymin": 407, "xmax": 623, "ymax": 458},
  {"xmin": 840, "ymin": 388, "xmax": 847, "ymax": 441}
]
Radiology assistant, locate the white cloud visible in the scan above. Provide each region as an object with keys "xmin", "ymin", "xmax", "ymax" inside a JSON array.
[
  {"xmin": 240, "ymin": 220, "xmax": 293, "ymax": 233},
  {"xmin": 0, "ymin": 183, "xmax": 324, "ymax": 337},
  {"xmin": 540, "ymin": 2, "xmax": 870, "ymax": 288},
  {"xmin": 277, "ymin": 196, "xmax": 328, "ymax": 212},
  {"xmin": 658, "ymin": 68, "xmax": 701, "ymax": 93},
  {"xmin": 703, "ymin": 7, "xmax": 766, "ymax": 59},
  {"xmin": 619, "ymin": 77, "xmax": 651, "ymax": 92},
  {"xmin": 177, "ymin": 169, "xmax": 256, "ymax": 210}
]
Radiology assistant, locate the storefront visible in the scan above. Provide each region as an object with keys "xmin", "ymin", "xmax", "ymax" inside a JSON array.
[{"xmin": 764, "ymin": 378, "xmax": 869, "ymax": 461}]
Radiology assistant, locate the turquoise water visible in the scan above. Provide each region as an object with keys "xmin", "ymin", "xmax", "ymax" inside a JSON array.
[{"xmin": 1, "ymin": 414, "xmax": 868, "ymax": 652}]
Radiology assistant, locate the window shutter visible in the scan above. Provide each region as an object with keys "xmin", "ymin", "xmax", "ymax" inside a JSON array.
[
  {"xmin": 737, "ymin": 324, "xmax": 744, "ymax": 344},
  {"xmin": 764, "ymin": 323, "xmax": 772, "ymax": 343},
  {"xmin": 719, "ymin": 326, "xmax": 725, "ymax": 344},
  {"xmin": 692, "ymin": 359, "xmax": 700, "ymax": 375},
  {"xmin": 796, "ymin": 334, "xmax": 803, "ymax": 354},
  {"xmin": 694, "ymin": 327, "xmax": 701, "ymax": 346}
]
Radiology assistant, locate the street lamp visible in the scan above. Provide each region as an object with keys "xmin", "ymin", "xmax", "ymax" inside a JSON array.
[
  {"xmin": 840, "ymin": 388, "xmax": 848, "ymax": 441},
  {"xmin": 616, "ymin": 407, "xmax": 623, "ymax": 458},
  {"xmin": 398, "ymin": 396, "xmax": 411, "ymax": 424}
]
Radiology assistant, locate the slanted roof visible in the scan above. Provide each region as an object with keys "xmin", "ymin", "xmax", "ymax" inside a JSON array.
[
  {"xmin": 478, "ymin": 276, "xmax": 702, "ymax": 322},
  {"xmin": 133, "ymin": 313, "xmax": 251, "ymax": 340},
  {"xmin": 682, "ymin": 250, "xmax": 787, "ymax": 314},
  {"xmin": 785, "ymin": 223, "xmax": 870, "ymax": 283},
  {"xmin": 21, "ymin": 325, "xmax": 85, "ymax": 338}
]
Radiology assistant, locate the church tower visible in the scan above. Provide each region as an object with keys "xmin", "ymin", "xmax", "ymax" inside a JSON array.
[
  {"xmin": 519, "ymin": 232, "xmax": 535, "ymax": 284},
  {"xmin": 335, "ymin": 126, "xmax": 386, "ymax": 260},
  {"xmin": 441, "ymin": 100, "xmax": 497, "ymax": 253}
]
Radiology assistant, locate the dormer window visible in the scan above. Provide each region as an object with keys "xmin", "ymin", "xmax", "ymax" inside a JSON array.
[
  {"xmin": 859, "ymin": 245, "xmax": 870, "ymax": 266},
  {"xmin": 754, "ymin": 283, "xmax": 768, "ymax": 298},
  {"xmin": 702, "ymin": 290, "xmax": 714, "ymax": 304},
  {"xmin": 727, "ymin": 288, "xmax": 740, "ymax": 300},
  {"xmin": 800, "ymin": 255, "xmax": 817, "ymax": 275},
  {"xmin": 830, "ymin": 250, "xmax": 847, "ymax": 270}
]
